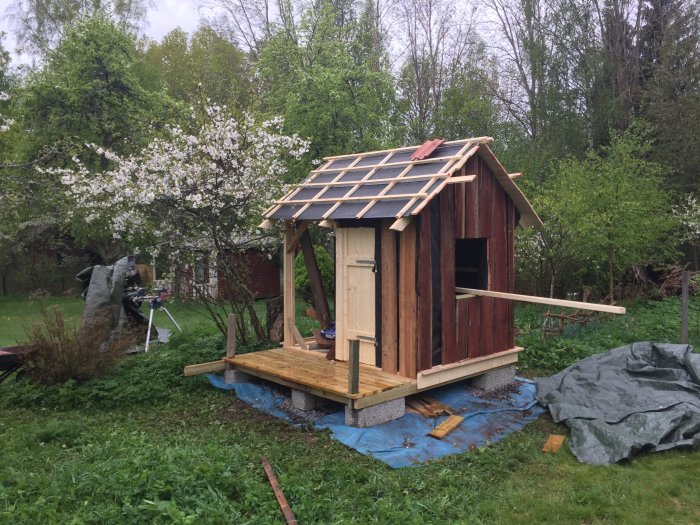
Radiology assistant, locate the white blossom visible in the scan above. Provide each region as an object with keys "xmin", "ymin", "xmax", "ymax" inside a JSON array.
[{"xmin": 48, "ymin": 106, "xmax": 310, "ymax": 259}]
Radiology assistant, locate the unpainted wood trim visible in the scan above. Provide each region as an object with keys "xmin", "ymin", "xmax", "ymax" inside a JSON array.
[
  {"xmin": 455, "ymin": 287, "xmax": 627, "ymax": 314},
  {"xmin": 183, "ymin": 360, "xmax": 227, "ymax": 376},
  {"xmin": 323, "ymin": 137, "xmax": 494, "ymax": 161},
  {"xmin": 416, "ymin": 347, "xmax": 522, "ymax": 390}
]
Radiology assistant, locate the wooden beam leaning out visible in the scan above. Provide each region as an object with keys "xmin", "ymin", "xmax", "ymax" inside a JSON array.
[
  {"xmin": 455, "ymin": 288, "xmax": 626, "ymax": 314},
  {"xmin": 299, "ymin": 229, "xmax": 331, "ymax": 329},
  {"xmin": 285, "ymin": 221, "xmax": 310, "ymax": 253},
  {"xmin": 288, "ymin": 317, "xmax": 309, "ymax": 350}
]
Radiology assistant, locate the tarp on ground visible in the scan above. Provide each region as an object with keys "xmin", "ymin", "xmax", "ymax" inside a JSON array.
[
  {"xmin": 207, "ymin": 374, "xmax": 544, "ymax": 468},
  {"xmin": 536, "ymin": 342, "xmax": 700, "ymax": 465}
]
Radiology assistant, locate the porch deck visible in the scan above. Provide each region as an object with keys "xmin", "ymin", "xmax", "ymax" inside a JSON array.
[{"xmin": 224, "ymin": 347, "xmax": 417, "ymax": 409}]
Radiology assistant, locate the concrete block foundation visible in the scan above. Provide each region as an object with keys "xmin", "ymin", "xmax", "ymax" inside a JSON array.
[
  {"xmin": 291, "ymin": 389, "xmax": 328, "ymax": 411},
  {"xmin": 224, "ymin": 369, "xmax": 253, "ymax": 384},
  {"xmin": 345, "ymin": 398, "xmax": 405, "ymax": 427},
  {"xmin": 471, "ymin": 365, "xmax": 516, "ymax": 391}
]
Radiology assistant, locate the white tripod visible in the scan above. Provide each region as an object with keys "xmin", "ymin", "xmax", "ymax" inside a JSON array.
[{"xmin": 144, "ymin": 294, "xmax": 182, "ymax": 352}]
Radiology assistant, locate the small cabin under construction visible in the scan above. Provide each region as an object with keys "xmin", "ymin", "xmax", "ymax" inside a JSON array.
[
  {"xmin": 277, "ymin": 137, "xmax": 541, "ymax": 367},
  {"xmin": 188, "ymin": 137, "xmax": 590, "ymax": 425}
]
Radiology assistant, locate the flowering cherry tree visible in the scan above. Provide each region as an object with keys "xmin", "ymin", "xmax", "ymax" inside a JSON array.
[{"xmin": 50, "ymin": 105, "xmax": 309, "ymax": 338}]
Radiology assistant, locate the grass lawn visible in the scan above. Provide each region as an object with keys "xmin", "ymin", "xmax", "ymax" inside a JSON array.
[
  {"xmin": 0, "ymin": 295, "xmax": 322, "ymax": 348},
  {"xmin": 1, "ymin": 295, "xmax": 700, "ymax": 523}
]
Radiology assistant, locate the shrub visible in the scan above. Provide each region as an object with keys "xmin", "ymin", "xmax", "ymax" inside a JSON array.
[
  {"xmin": 23, "ymin": 305, "xmax": 134, "ymax": 385},
  {"xmin": 294, "ymin": 244, "xmax": 335, "ymax": 304}
]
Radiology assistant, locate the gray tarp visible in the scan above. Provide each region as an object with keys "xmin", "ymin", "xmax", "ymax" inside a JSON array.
[
  {"xmin": 536, "ymin": 342, "xmax": 700, "ymax": 465},
  {"xmin": 76, "ymin": 256, "xmax": 130, "ymax": 332}
]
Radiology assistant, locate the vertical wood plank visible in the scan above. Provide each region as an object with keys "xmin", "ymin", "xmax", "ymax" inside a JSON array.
[
  {"xmin": 479, "ymin": 156, "xmax": 494, "ymax": 240},
  {"xmin": 454, "ymin": 181, "xmax": 465, "ymax": 239},
  {"xmin": 283, "ymin": 222, "xmax": 296, "ymax": 348},
  {"xmin": 455, "ymin": 299, "xmax": 469, "ymax": 361},
  {"xmin": 478, "ymin": 297, "xmax": 495, "ymax": 357},
  {"xmin": 380, "ymin": 220, "xmax": 399, "ymax": 373},
  {"xmin": 506, "ymin": 199, "xmax": 516, "ymax": 349},
  {"xmin": 417, "ymin": 211, "xmax": 433, "ymax": 372},
  {"xmin": 465, "ymin": 156, "xmax": 479, "ymax": 238},
  {"xmin": 467, "ymin": 297, "xmax": 481, "ymax": 358},
  {"xmin": 440, "ymin": 188, "xmax": 459, "ymax": 364},
  {"xmin": 398, "ymin": 220, "xmax": 418, "ymax": 378},
  {"xmin": 334, "ymin": 227, "xmax": 346, "ymax": 360},
  {"xmin": 492, "ymin": 180, "xmax": 509, "ymax": 353}
]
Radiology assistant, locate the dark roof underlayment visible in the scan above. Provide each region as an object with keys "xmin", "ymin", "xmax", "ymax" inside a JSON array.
[{"xmin": 263, "ymin": 137, "xmax": 541, "ymax": 228}]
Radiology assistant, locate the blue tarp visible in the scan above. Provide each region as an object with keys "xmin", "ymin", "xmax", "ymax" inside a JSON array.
[{"xmin": 207, "ymin": 374, "xmax": 544, "ymax": 468}]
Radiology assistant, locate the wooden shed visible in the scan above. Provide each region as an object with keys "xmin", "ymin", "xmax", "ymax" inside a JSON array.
[{"xmin": 205, "ymin": 137, "xmax": 539, "ymax": 412}]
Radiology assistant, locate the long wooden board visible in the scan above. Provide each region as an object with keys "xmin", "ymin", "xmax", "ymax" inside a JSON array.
[
  {"xmin": 417, "ymin": 347, "xmax": 521, "ymax": 390},
  {"xmin": 183, "ymin": 360, "xmax": 227, "ymax": 377},
  {"xmin": 455, "ymin": 288, "xmax": 626, "ymax": 314}
]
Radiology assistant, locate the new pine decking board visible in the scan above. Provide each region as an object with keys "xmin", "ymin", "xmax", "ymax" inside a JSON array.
[{"xmin": 224, "ymin": 348, "xmax": 413, "ymax": 401}]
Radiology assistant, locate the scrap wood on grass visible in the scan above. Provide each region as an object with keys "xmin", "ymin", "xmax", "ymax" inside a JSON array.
[
  {"xmin": 428, "ymin": 415, "xmax": 465, "ymax": 439},
  {"xmin": 261, "ymin": 457, "xmax": 297, "ymax": 525}
]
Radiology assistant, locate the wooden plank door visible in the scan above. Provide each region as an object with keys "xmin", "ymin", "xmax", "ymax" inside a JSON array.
[{"xmin": 335, "ymin": 227, "xmax": 377, "ymax": 366}]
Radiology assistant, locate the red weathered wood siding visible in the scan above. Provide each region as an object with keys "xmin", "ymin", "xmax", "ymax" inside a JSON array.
[
  {"xmin": 378, "ymin": 147, "xmax": 516, "ymax": 375},
  {"xmin": 432, "ymin": 149, "xmax": 515, "ymax": 364}
]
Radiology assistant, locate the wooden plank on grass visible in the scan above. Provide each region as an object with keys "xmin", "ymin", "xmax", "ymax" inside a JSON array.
[
  {"xmin": 542, "ymin": 434, "xmax": 565, "ymax": 453},
  {"xmin": 428, "ymin": 415, "xmax": 464, "ymax": 439},
  {"xmin": 261, "ymin": 457, "xmax": 298, "ymax": 525}
]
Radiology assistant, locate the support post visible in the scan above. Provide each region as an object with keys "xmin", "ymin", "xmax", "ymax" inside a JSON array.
[
  {"xmin": 283, "ymin": 222, "xmax": 296, "ymax": 348},
  {"xmin": 227, "ymin": 314, "xmax": 236, "ymax": 358},
  {"xmin": 681, "ymin": 271, "xmax": 689, "ymax": 344},
  {"xmin": 348, "ymin": 339, "xmax": 360, "ymax": 395}
]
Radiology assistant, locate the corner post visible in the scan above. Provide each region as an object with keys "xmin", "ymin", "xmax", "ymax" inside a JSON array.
[
  {"xmin": 227, "ymin": 314, "xmax": 236, "ymax": 358},
  {"xmin": 283, "ymin": 222, "xmax": 296, "ymax": 348},
  {"xmin": 348, "ymin": 339, "xmax": 360, "ymax": 395}
]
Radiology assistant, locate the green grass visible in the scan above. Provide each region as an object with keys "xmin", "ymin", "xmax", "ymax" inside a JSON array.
[
  {"xmin": 1, "ymin": 295, "xmax": 699, "ymax": 523},
  {"xmin": 0, "ymin": 295, "xmax": 325, "ymax": 348}
]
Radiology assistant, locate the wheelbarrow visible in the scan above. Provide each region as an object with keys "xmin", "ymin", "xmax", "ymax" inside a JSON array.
[{"xmin": 0, "ymin": 346, "xmax": 34, "ymax": 384}]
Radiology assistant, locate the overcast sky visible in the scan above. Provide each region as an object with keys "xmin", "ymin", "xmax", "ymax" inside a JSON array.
[{"xmin": 0, "ymin": 0, "xmax": 204, "ymax": 66}]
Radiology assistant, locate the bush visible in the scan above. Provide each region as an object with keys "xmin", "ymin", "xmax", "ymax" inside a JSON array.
[
  {"xmin": 23, "ymin": 305, "xmax": 133, "ymax": 385},
  {"xmin": 294, "ymin": 244, "xmax": 335, "ymax": 303}
]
